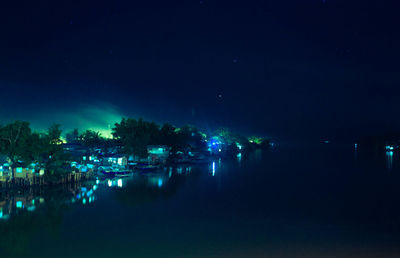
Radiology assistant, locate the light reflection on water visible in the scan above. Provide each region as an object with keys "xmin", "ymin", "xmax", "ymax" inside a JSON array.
[
  {"xmin": 387, "ymin": 151, "xmax": 394, "ymax": 170},
  {"xmin": 0, "ymin": 164, "xmax": 210, "ymax": 222},
  {"xmin": 2, "ymin": 148, "xmax": 400, "ymax": 257}
]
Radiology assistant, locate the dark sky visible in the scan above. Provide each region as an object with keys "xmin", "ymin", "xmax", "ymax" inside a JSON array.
[{"xmin": 0, "ymin": 0, "xmax": 399, "ymax": 142}]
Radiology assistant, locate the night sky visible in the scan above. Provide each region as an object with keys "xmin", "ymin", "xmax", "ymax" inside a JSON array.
[{"xmin": 1, "ymin": 0, "xmax": 399, "ymax": 142}]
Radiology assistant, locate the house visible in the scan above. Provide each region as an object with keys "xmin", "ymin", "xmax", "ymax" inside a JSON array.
[
  {"xmin": 0, "ymin": 164, "xmax": 11, "ymax": 182},
  {"xmin": 14, "ymin": 166, "xmax": 36, "ymax": 179},
  {"xmin": 101, "ymin": 154, "xmax": 128, "ymax": 167},
  {"xmin": 147, "ymin": 145, "xmax": 170, "ymax": 164}
]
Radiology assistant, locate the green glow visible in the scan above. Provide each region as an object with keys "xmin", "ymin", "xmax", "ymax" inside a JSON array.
[{"xmin": 248, "ymin": 136, "xmax": 264, "ymax": 145}]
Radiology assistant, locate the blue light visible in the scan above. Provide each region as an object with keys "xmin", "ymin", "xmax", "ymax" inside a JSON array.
[
  {"xmin": 158, "ymin": 178, "xmax": 163, "ymax": 187},
  {"xmin": 86, "ymin": 190, "xmax": 93, "ymax": 197}
]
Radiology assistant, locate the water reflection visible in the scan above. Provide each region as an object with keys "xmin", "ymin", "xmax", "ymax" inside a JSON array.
[
  {"xmin": 0, "ymin": 182, "xmax": 98, "ymax": 256},
  {"xmin": 387, "ymin": 151, "xmax": 394, "ymax": 170},
  {"xmin": 1, "ymin": 164, "xmax": 203, "ymax": 220},
  {"xmin": 109, "ymin": 166, "xmax": 201, "ymax": 207},
  {"xmin": 0, "ymin": 161, "xmax": 224, "ymax": 256}
]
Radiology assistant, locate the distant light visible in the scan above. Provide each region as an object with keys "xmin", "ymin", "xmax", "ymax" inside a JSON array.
[
  {"xmin": 158, "ymin": 178, "xmax": 163, "ymax": 188},
  {"xmin": 108, "ymin": 180, "xmax": 112, "ymax": 187},
  {"xmin": 218, "ymin": 149, "xmax": 222, "ymax": 152},
  {"xmin": 117, "ymin": 179, "xmax": 123, "ymax": 188},
  {"xmin": 386, "ymin": 145, "xmax": 394, "ymax": 151},
  {"xmin": 82, "ymin": 198, "xmax": 87, "ymax": 205},
  {"xmin": 16, "ymin": 201, "xmax": 23, "ymax": 208}
]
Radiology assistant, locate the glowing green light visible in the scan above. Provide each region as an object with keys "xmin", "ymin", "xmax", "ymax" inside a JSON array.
[{"xmin": 82, "ymin": 198, "xmax": 87, "ymax": 205}]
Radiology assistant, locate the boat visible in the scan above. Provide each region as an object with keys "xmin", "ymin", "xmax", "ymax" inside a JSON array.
[
  {"xmin": 98, "ymin": 166, "xmax": 133, "ymax": 176},
  {"xmin": 101, "ymin": 170, "xmax": 132, "ymax": 176},
  {"xmin": 135, "ymin": 164, "xmax": 159, "ymax": 172},
  {"xmin": 190, "ymin": 152, "xmax": 211, "ymax": 164}
]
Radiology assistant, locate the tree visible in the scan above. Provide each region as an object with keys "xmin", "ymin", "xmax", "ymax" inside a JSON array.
[
  {"xmin": 80, "ymin": 130, "xmax": 103, "ymax": 150},
  {"xmin": 65, "ymin": 128, "xmax": 80, "ymax": 143},
  {"xmin": 159, "ymin": 123, "xmax": 177, "ymax": 147},
  {"xmin": 42, "ymin": 125, "xmax": 71, "ymax": 182},
  {"xmin": 176, "ymin": 125, "xmax": 206, "ymax": 152},
  {"xmin": 0, "ymin": 121, "xmax": 33, "ymax": 178},
  {"xmin": 112, "ymin": 118, "xmax": 160, "ymax": 158}
]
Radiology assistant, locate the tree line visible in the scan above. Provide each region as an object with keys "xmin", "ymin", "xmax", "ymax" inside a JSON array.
[{"xmin": 1, "ymin": 118, "xmax": 270, "ymax": 179}]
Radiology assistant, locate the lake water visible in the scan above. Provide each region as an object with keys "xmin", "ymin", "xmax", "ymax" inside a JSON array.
[{"xmin": 1, "ymin": 145, "xmax": 400, "ymax": 257}]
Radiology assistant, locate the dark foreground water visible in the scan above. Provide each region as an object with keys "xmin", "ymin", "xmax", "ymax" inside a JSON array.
[{"xmin": 2, "ymin": 145, "xmax": 400, "ymax": 258}]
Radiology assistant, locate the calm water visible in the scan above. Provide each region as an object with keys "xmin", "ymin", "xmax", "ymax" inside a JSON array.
[{"xmin": 2, "ymin": 145, "xmax": 400, "ymax": 257}]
